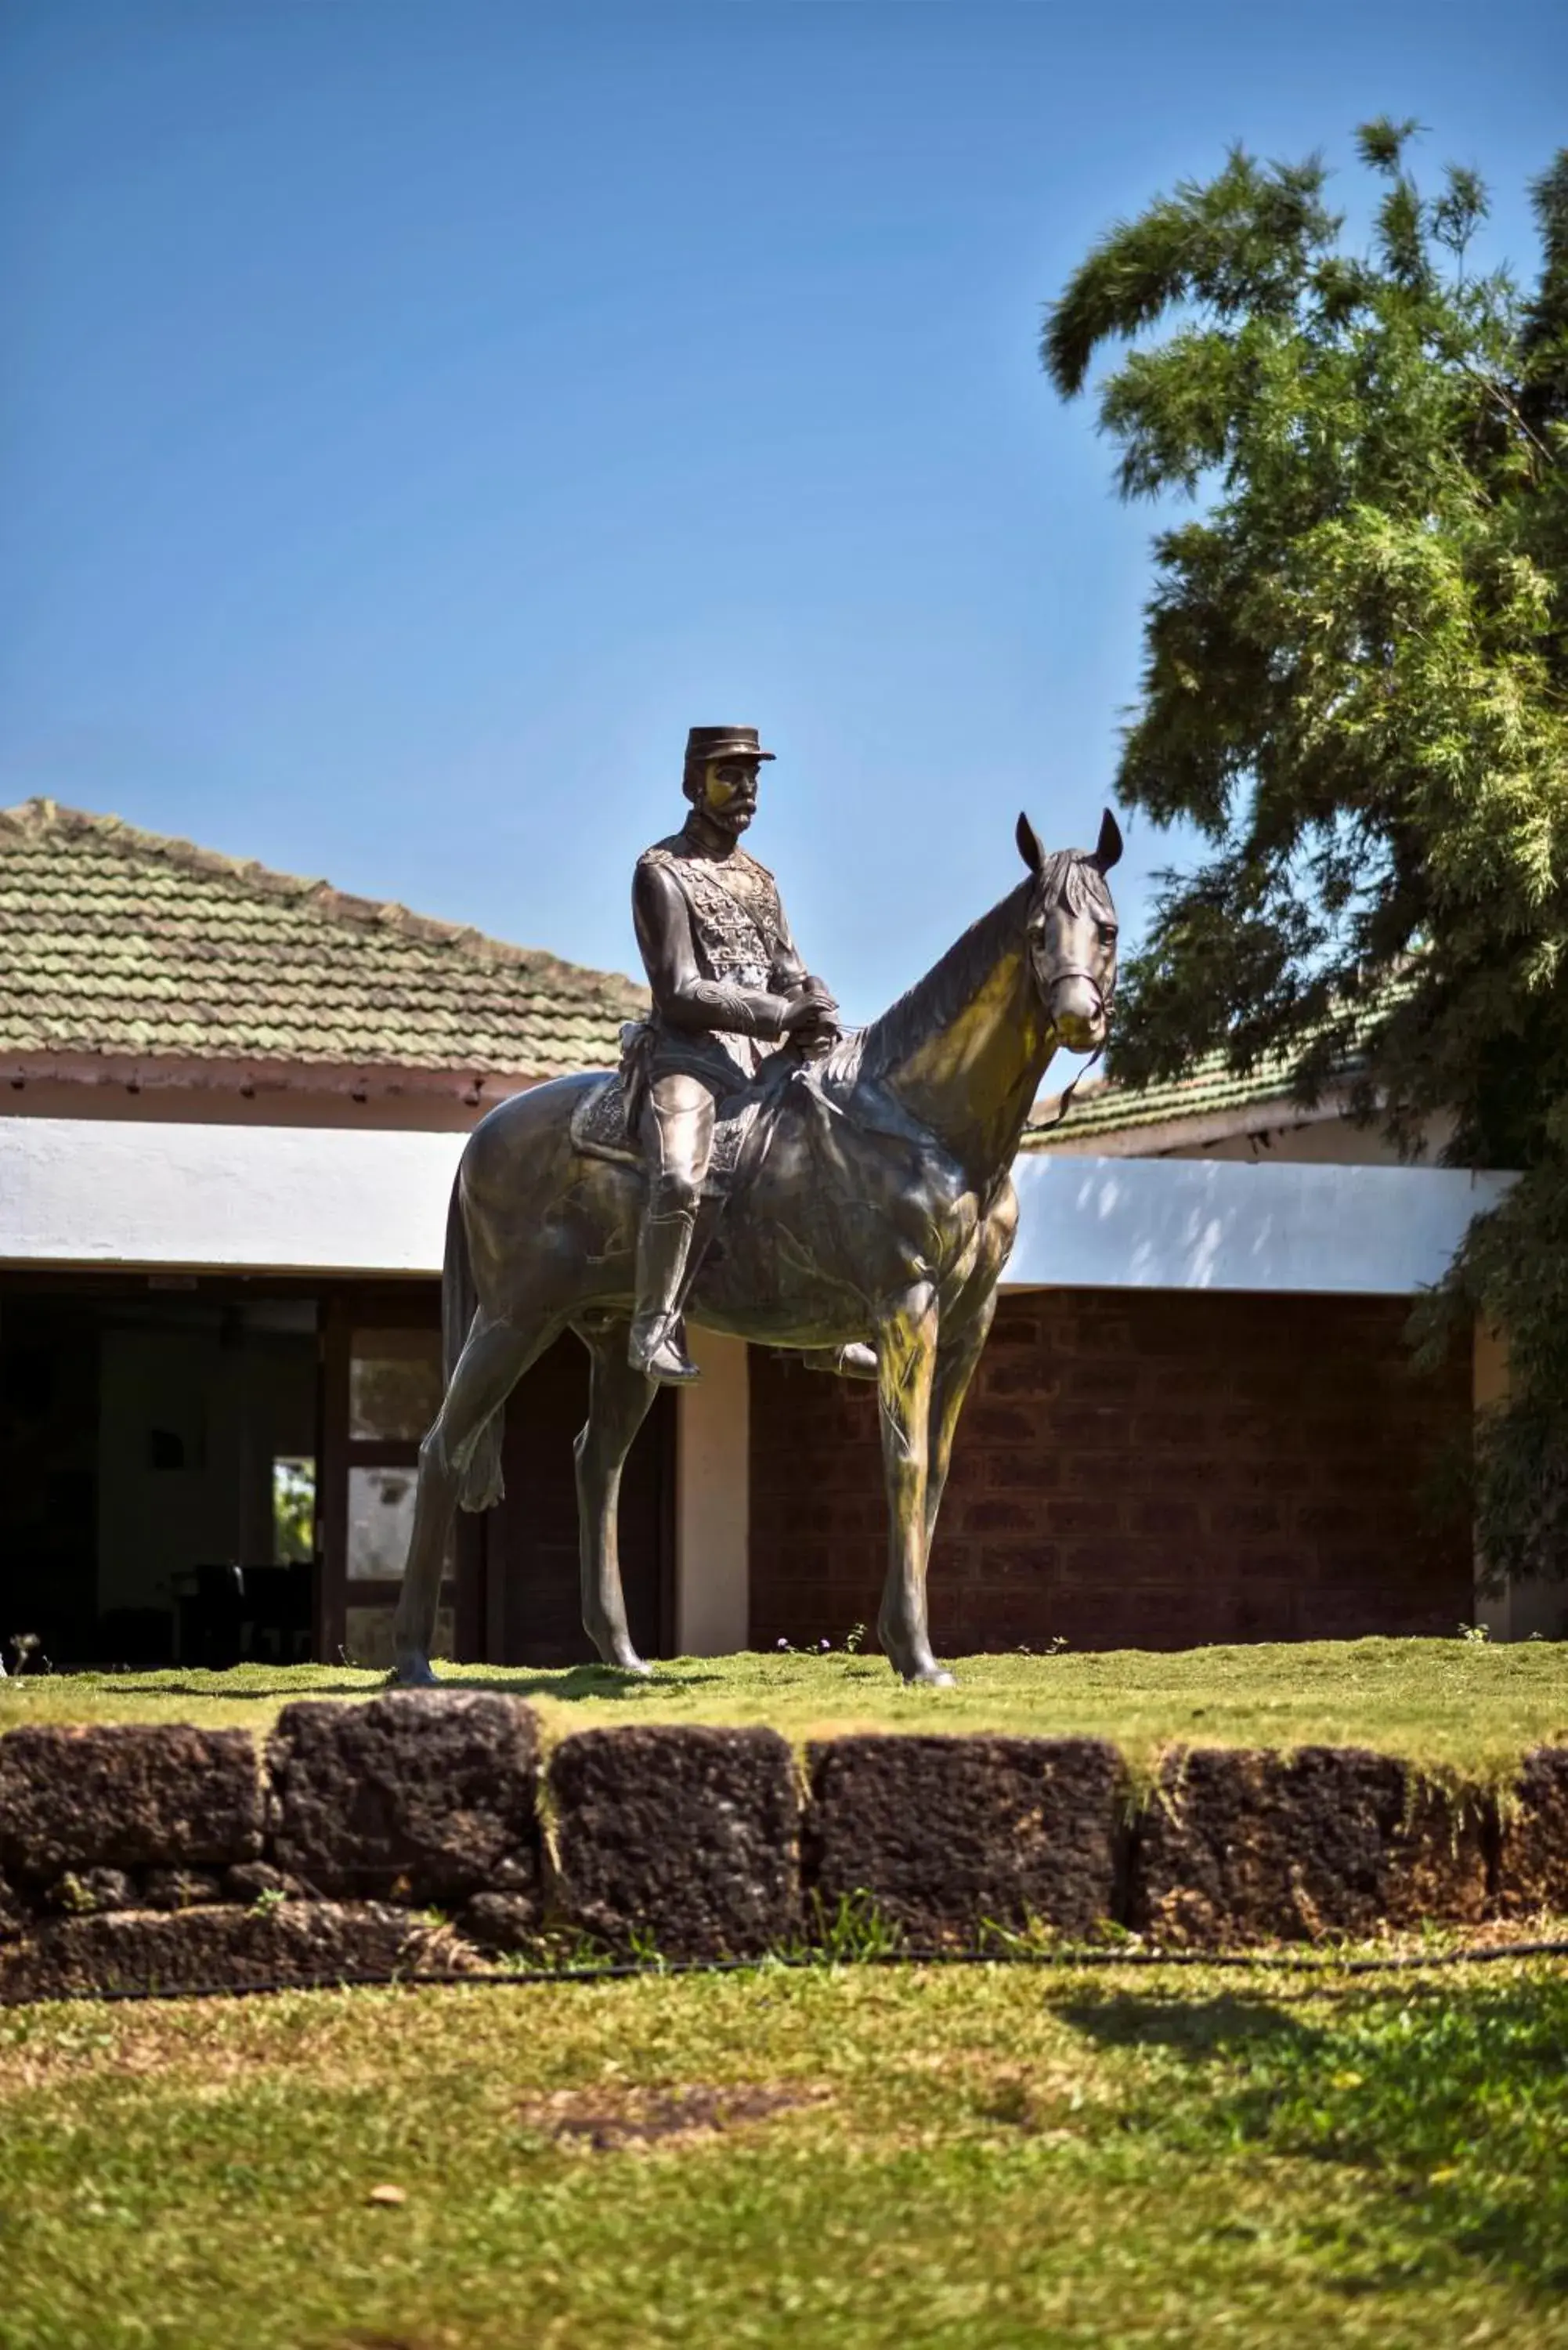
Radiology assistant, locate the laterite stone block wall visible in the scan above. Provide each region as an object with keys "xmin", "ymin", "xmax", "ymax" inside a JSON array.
[
  {"xmin": 749, "ymin": 1289, "xmax": 1473, "ymax": 1653},
  {"xmin": 2, "ymin": 1704, "xmax": 1567, "ymax": 2000}
]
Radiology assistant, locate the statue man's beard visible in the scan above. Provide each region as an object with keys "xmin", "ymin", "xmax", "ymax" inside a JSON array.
[{"xmin": 687, "ymin": 797, "xmax": 755, "ymax": 844}]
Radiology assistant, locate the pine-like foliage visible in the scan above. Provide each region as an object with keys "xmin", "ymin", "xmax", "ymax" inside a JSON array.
[{"xmin": 1045, "ymin": 124, "xmax": 1568, "ymax": 1585}]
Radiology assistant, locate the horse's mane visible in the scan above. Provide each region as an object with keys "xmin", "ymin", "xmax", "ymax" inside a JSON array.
[
  {"xmin": 826, "ymin": 851, "xmax": 1113, "ymax": 1090},
  {"xmin": 821, "ymin": 888, "xmax": 1021, "ymax": 1089}
]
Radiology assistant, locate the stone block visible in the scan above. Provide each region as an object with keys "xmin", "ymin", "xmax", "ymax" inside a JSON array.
[
  {"xmin": 268, "ymin": 1692, "xmax": 540, "ymax": 1903},
  {"xmin": 1130, "ymin": 1746, "xmax": 1489, "ymax": 1945},
  {"xmin": 0, "ymin": 1902, "xmax": 493, "ymax": 2005},
  {"xmin": 462, "ymin": 1893, "xmax": 540, "ymax": 1954},
  {"xmin": 1496, "ymin": 1748, "xmax": 1568, "ymax": 1917},
  {"xmin": 548, "ymin": 1726, "xmax": 797, "ymax": 1959},
  {"xmin": 804, "ymin": 1735, "xmax": 1120, "ymax": 1949},
  {"xmin": 0, "ymin": 1726, "xmax": 262, "ymax": 1882}
]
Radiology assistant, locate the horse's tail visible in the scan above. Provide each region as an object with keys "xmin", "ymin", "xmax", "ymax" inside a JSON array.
[{"xmin": 443, "ymin": 1171, "xmax": 505, "ymax": 1513}]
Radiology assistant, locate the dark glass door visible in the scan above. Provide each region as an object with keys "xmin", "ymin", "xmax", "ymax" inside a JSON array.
[{"xmin": 319, "ymin": 1286, "xmax": 460, "ymax": 1668}]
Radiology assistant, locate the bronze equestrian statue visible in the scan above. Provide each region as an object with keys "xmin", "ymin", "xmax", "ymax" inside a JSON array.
[{"xmin": 393, "ymin": 728, "xmax": 1121, "ymax": 1687}]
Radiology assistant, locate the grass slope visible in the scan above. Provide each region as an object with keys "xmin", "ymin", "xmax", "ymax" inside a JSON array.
[
  {"xmin": 4, "ymin": 1640, "xmax": 1567, "ymax": 1780},
  {"xmin": 2, "ymin": 1958, "xmax": 1566, "ymax": 2348}
]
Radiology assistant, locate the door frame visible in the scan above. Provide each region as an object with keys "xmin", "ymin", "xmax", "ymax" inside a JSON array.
[{"xmin": 317, "ymin": 1280, "xmax": 484, "ymax": 1665}]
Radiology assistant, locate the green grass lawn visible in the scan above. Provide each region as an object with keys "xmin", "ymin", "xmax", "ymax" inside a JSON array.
[
  {"xmin": 4, "ymin": 1639, "xmax": 1567, "ymax": 1781},
  {"xmin": 2, "ymin": 1954, "xmax": 1566, "ymax": 2348}
]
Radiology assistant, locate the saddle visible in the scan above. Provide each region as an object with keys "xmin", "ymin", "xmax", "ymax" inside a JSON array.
[{"xmin": 569, "ymin": 1069, "xmax": 765, "ymax": 1198}]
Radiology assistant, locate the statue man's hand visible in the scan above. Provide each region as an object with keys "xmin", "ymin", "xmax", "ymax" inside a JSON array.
[
  {"xmin": 793, "ymin": 974, "xmax": 840, "ymax": 1019},
  {"xmin": 782, "ymin": 990, "xmax": 840, "ymax": 1045}
]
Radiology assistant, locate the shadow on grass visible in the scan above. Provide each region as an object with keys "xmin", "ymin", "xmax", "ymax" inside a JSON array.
[
  {"xmin": 90, "ymin": 1663, "xmax": 728, "ymax": 1705},
  {"xmin": 74, "ymin": 1675, "xmax": 374, "ymax": 1703},
  {"xmin": 1060, "ymin": 1990, "xmax": 1314, "ymax": 2064},
  {"xmin": 428, "ymin": 1665, "xmax": 727, "ymax": 1704},
  {"xmin": 1068, "ymin": 1980, "xmax": 1568, "ymax": 2302}
]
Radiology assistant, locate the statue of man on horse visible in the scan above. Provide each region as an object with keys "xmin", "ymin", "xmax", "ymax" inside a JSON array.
[{"xmin": 392, "ymin": 726, "xmax": 1121, "ymax": 1688}]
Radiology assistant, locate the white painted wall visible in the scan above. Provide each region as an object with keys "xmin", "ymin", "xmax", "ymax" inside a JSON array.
[
  {"xmin": 0, "ymin": 1116, "xmax": 462, "ymax": 1276},
  {"xmin": 0, "ymin": 1117, "xmax": 1513, "ymax": 1295},
  {"xmin": 1008, "ymin": 1153, "xmax": 1512, "ymax": 1297},
  {"xmin": 674, "ymin": 1328, "xmax": 750, "ymax": 1657}
]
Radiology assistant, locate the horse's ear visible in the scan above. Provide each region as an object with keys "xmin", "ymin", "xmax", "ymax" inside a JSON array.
[
  {"xmin": 1016, "ymin": 811, "xmax": 1046, "ymax": 877},
  {"xmin": 1093, "ymin": 807, "xmax": 1124, "ymax": 873}
]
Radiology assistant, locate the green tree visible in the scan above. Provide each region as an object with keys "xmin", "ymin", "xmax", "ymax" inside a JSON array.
[
  {"xmin": 1044, "ymin": 123, "xmax": 1568, "ymax": 1584},
  {"xmin": 272, "ymin": 1458, "xmax": 316, "ymax": 1564}
]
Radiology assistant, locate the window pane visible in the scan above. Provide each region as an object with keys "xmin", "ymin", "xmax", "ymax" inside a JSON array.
[
  {"xmin": 344, "ymin": 1602, "xmax": 454, "ymax": 1671},
  {"xmin": 345, "ymin": 1466, "xmax": 456, "ymax": 1582},
  {"xmin": 349, "ymin": 1329, "xmax": 443, "ymax": 1442},
  {"xmin": 346, "ymin": 1464, "xmax": 417, "ymax": 1580}
]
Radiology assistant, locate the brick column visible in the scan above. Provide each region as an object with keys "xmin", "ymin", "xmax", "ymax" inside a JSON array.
[{"xmin": 1473, "ymin": 1318, "xmax": 1564, "ymax": 1640}]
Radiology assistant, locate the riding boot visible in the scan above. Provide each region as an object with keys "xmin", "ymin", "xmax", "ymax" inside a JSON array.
[{"xmin": 628, "ymin": 1207, "xmax": 702, "ymax": 1383}]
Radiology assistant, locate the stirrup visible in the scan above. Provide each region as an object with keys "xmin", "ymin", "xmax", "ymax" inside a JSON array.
[{"xmin": 629, "ymin": 1320, "xmax": 701, "ymax": 1385}]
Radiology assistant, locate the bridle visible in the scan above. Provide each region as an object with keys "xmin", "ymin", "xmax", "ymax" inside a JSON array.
[
  {"xmin": 1031, "ymin": 899, "xmax": 1117, "ymax": 1134},
  {"xmin": 1046, "ymin": 960, "xmax": 1115, "ymax": 1025}
]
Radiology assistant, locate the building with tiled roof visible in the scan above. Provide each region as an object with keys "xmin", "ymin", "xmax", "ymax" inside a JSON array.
[
  {"xmin": 1023, "ymin": 992, "xmax": 1448, "ymax": 1167},
  {"xmin": 0, "ymin": 798, "xmax": 645, "ymax": 1124},
  {"xmin": 1021, "ymin": 1042, "xmax": 1354, "ymax": 1159}
]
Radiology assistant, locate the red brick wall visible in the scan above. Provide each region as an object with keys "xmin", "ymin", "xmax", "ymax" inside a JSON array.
[{"xmin": 748, "ymin": 1290, "xmax": 1473, "ymax": 1654}]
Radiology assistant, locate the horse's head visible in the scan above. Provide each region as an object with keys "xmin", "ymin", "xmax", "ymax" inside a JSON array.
[{"xmin": 1015, "ymin": 808, "xmax": 1122, "ymax": 1054}]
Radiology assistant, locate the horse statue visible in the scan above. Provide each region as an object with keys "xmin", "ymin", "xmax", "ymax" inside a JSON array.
[{"xmin": 392, "ymin": 808, "xmax": 1122, "ymax": 1687}]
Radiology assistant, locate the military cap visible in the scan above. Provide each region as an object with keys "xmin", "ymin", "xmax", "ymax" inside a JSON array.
[{"xmin": 684, "ymin": 725, "xmax": 775, "ymax": 768}]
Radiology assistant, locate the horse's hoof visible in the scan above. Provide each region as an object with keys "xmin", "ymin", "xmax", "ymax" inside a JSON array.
[
  {"xmin": 899, "ymin": 1662, "xmax": 956, "ymax": 1689},
  {"xmin": 587, "ymin": 1629, "xmax": 652, "ymax": 1676},
  {"xmin": 390, "ymin": 1653, "xmax": 442, "ymax": 1687}
]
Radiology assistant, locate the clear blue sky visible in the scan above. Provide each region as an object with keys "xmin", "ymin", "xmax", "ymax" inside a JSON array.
[{"xmin": 3, "ymin": 2, "xmax": 1563, "ymax": 1021}]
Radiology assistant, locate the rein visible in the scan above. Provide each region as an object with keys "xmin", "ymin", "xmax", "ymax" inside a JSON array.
[
  {"xmin": 1033, "ymin": 1039, "xmax": 1105, "ymax": 1133},
  {"xmin": 1033, "ymin": 956, "xmax": 1113, "ymax": 1134}
]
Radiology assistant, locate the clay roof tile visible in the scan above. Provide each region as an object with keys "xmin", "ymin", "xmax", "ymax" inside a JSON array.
[{"xmin": 0, "ymin": 798, "xmax": 645, "ymax": 1078}]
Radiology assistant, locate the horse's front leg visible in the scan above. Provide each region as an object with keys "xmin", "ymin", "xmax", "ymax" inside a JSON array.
[
  {"xmin": 923, "ymin": 1195, "xmax": 1015, "ymax": 1564},
  {"xmin": 923, "ymin": 1284, "xmax": 999, "ymax": 1567},
  {"xmin": 874, "ymin": 1282, "xmax": 950, "ymax": 1686}
]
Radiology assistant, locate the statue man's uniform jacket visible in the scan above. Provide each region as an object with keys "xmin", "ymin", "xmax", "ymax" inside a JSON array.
[{"xmin": 627, "ymin": 826, "xmax": 812, "ymax": 1102}]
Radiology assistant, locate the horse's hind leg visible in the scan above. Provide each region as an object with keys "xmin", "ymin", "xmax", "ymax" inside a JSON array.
[
  {"xmin": 573, "ymin": 1321, "xmax": 659, "ymax": 1675},
  {"xmin": 392, "ymin": 1313, "xmax": 551, "ymax": 1685}
]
